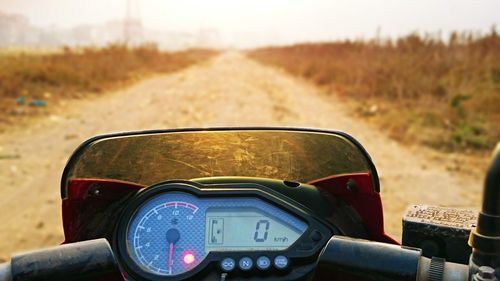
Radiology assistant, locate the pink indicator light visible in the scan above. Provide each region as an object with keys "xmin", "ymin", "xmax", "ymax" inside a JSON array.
[{"xmin": 183, "ymin": 253, "xmax": 195, "ymax": 265}]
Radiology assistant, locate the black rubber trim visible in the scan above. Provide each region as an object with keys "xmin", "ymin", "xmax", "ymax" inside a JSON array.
[{"xmin": 60, "ymin": 127, "xmax": 380, "ymax": 199}]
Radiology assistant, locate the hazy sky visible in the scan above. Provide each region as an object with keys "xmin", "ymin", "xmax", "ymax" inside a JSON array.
[{"xmin": 1, "ymin": 0, "xmax": 499, "ymax": 47}]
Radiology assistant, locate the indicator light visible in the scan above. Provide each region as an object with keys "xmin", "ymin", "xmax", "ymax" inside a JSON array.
[{"xmin": 183, "ymin": 253, "xmax": 195, "ymax": 264}]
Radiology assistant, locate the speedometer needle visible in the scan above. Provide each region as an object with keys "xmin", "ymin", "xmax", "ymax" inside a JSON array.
[
  {"xmin": 166, "ymin": 228, "xmax": 180, "ymax": 275},
  {"xmin": 168, "ymin": 242, "xmax": 174, "ymax": 274}
]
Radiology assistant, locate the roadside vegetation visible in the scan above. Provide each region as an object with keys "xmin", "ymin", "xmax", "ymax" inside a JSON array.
[
  {"xmin": 0, "ymin": 45, "xmax": 216, "ymax": 127},
  {"xmin": 250, "ymin": 30, "xmax": 500, "ymax": 152}
]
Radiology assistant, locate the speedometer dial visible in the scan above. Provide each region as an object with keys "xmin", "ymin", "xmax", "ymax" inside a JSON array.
[{"xmin": 127, "ymin": 193, "xmax": 206, "ymax": 276}]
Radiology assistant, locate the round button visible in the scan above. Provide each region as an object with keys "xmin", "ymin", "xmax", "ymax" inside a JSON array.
[
  {"xmin": 238, "ymin": 257, "xmax": 253, "ymax": 271},
  {"xmin": 274, "ymin": 255, "xmax": 289, "ymax": 270},
  {"xmin": 310, "ymin": 230, "xmax": 323, "ymax": 242},
  {"xmin": 220, "ymin": 258, "xmax": 236, "ymax": 272},
  {"xmin": 256, "ymin": 256, "xmax": 271, "ymax": 270}
]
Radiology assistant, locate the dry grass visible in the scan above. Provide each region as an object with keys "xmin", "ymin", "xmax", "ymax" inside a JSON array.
[
  {"xmin": 0, "ymin": 45, "xmax": 216, "ymax": 127},
  {"xmin": 249, "ymin": 30, "xmax": 500, "ymax": 152}
]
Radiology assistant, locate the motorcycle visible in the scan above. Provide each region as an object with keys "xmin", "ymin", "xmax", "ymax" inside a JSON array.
[{"xmin": 0, "ymin": 127, "xmax": 498, "ymax": 281}]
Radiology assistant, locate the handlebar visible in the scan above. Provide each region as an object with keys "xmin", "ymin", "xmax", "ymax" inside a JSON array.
[
  {"xmin": 0, "ymin": 236, "xmax": 481, "ymax": 281},
  {"xmin": 316, "ymin": 236, "xmax": 469, "ymax": 281},
  {"xmin": 0, "ymin": 239, "xmax": 123, "ymax": 281}
]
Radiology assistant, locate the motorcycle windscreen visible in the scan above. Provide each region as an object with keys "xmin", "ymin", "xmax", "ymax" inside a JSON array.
[{"xmin": 62, "ymin": 129, "xmax": 375, "ymax": 195}]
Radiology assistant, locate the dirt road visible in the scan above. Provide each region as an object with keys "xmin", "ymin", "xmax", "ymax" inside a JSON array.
[{"xmin": 0, "ymin": 52, "xmax": 483, "ymax": 260}]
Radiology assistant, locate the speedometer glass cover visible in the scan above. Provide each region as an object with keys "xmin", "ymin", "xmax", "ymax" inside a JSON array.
[{"xmin": 126, "ymin": 192, "xmax": 307, "ymax": 276}]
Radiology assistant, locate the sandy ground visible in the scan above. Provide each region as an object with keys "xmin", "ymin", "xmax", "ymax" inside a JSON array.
[{"xmin": 0, "ymin": 52, "xmax": 484, "ymax": 260}]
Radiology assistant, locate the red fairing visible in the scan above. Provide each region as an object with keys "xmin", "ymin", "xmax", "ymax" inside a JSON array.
[
  {"xmin": 309, "ymin": 173, "xmax": 399, "ymax": 244},
  {"xmin": 62, "ymin": 178, "xmax": 144, "ymax": 243}
]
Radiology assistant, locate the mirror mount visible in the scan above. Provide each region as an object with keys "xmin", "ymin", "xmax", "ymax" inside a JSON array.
[{"xmin": 469, "ymin": 143, "xmax": 500, "ymax": 276}]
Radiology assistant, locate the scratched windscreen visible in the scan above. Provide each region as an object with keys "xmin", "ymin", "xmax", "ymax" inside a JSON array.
[{"xmin": 65, "ymin": 130, "xmax": 371, "ymax": 187}]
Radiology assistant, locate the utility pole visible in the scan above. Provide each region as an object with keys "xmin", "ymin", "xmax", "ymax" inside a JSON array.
[{"xmin": 124, "ymin": 0, "xmax": 143, "ymax": 46}]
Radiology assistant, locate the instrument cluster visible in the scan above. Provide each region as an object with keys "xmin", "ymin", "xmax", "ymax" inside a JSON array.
[{"xmin": 115, "ymin": 181, "xmax": 333, "ymax": 281}]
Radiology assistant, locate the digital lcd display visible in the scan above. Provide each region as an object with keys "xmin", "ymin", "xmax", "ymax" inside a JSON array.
[{"xmin": 205, "ymin": 208, "xmax": 307, "ymax": 252}]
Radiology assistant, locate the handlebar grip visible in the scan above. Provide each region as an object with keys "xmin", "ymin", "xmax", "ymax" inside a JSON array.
[
  {"xmin": 316, "ymin": 236, "xmax": 469, "ymax": 281},
  {"xmin": 317, "ymin": 236, "xmax": 421, "ymax": 281},
  {"xmin": 5, "ymin": 239, "xmax": 122, "ymax": 281}
]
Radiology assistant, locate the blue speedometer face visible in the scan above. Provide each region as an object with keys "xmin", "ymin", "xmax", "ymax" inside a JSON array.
[
  {"xmin": 127, "ymin": 193, "xmax": 205, "ymax": 276},
  {"xmin": 126, "ymin": 192, "xmax": 307, "ymax": 276}
]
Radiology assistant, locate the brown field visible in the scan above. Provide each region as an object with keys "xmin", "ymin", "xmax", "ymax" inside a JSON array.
[
  {"xmin": 249, "ymin": 30, "xmax": 500, "ymax": 152},
  {"xmin": 0, "ymin": 45, "xmax": 216, "ymax": 130},
  {"xmin": 0, "ymin": 53, "xmax": 487, "ymax": 259}
]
